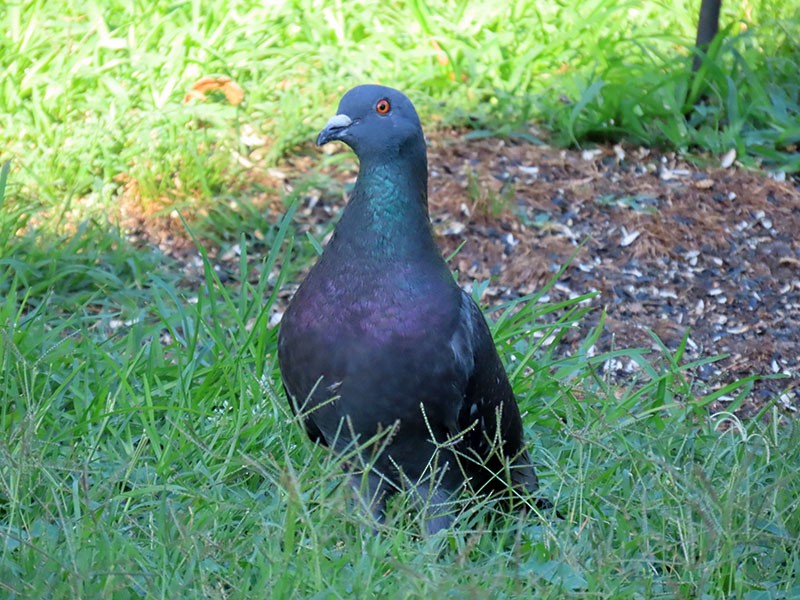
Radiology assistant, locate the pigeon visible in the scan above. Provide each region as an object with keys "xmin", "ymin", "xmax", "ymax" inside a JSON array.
[{"xmin": 278, "ymin": 85, "xmax": 545, "ymax": 532}]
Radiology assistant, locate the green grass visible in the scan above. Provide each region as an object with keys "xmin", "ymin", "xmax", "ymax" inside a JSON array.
[
  {"xmin": 2, "ymin": 1, "xmax": 800, "ymax": 597},
  {"xmin": 1, "ymin": 0, "xmax": 798, "ymax": 226},
  {"xmin": 546, "ymin": 18, "xmax": 800, "ymax": 171},
  {"xmin": 1, "ymin": 208, "xmax": 799, "ymax": 597}
]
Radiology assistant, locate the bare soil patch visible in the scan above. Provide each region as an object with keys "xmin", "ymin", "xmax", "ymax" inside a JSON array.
[{"xmin": 427, "ymin": 135, "xmax": 799, "ymax": 416}]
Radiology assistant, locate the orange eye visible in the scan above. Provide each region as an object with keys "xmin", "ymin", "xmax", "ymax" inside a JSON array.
[{"xmin": 376, "ymin": 99, "xmax": 391, "ymax": 114}]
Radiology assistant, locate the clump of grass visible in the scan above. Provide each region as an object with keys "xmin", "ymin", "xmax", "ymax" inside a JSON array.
[
  {"xmin": 544, "ymin": 18, "xmax": 800, "ymax": 170},
  {"xmin": 464, "ymin": 167, "xmax": 516, "ymax": 219},
  {"xmin": 1, "ymin": 0, "xmax": 797, "ymax": 238}
]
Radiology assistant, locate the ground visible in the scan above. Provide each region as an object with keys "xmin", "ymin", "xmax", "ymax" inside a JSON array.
[
  {"xmin": 123, "ymin": 133, "xmax": 800, "ymax": 416},
  {"xmin": 427, "ymin": 135, "xmax": 800, "ymax": 416}
]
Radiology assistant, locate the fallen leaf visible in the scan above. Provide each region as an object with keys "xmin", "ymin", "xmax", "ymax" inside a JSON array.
[
  {"xmin": 221, "ymin": 79, "xmax": 245, "ymax": 105},
  {"xmin": 183, "ymin": 75, "xmax": 244, "ymax": 105}
]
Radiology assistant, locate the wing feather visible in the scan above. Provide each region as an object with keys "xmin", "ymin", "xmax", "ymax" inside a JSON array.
[{"xmin": 451, "ymin": 292, "xmax": 539, "ymax": 495}]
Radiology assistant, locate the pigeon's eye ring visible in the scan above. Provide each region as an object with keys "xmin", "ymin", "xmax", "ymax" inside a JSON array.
[{"xmin": 375, "ymin": 99, "xmax": 391, "ymax": 115}]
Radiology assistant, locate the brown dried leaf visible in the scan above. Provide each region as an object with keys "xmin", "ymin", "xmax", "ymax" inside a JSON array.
[
  {"xmin": 183, "ymin": 76, "xmax": 245, "ymax": 105},
  {"xmin": 222, "ymin": 79, "xmax": 245, "ymax": 105},
  {"xmin": 182, "ymin": 89, "xmax": 207, "ymax": 104},
  {"xmin": 193, "ymin": 76, "xmax": 224, "ymax": 93}
]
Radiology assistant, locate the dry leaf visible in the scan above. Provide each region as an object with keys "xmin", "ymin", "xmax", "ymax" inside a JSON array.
[
  {"xmin": 620, "ymin": 228, "xmax": 640, "ymax": 247},
  {"xmin": 183, "ymin": 75, "xmax": 245, "ymax": 105},
  {"xmin": 221, "ymin": 79, "xmax": 245, "ymax": 105}
]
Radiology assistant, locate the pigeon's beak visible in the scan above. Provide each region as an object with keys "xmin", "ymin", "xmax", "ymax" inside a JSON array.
[{"xmin": 316, "ymin": 114, "xmax": 353, "ymax": 146}]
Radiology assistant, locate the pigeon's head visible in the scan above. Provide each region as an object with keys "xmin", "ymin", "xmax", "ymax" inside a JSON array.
[{"xmin": 316, "ymin": 85, "xmax": 424, "ymax": 159}]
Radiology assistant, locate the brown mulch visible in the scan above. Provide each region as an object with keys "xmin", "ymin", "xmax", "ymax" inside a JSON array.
[
  {"xmin": 121, "ymin": 133, "xmax": 800, "ymax": 417},
  {"xmin": 425, "ymin": 136, "xmax": 800, "ymax": 416}
]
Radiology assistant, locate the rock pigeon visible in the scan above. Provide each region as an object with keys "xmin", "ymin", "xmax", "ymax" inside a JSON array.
[{"xmin": 278, "ymin": 85, "xmax": 545, "ymax": 532}]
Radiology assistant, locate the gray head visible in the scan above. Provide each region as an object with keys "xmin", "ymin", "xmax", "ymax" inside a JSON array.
[{"xmin": 316, "ymin": 85, "xmax": 425, "ymax": 160}]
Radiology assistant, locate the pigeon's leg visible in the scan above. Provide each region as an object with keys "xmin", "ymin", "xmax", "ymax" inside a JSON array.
[
  {"xmin": 349, "ymin": 468, "xmax": 391, "ymax": 528},
  {"xmin": 508, "ymin": 451, "xmax": 540, "ymax": 494},
  {"xmin": 416, "ymin": 486, "xmax": 455, "ymax": 534}
]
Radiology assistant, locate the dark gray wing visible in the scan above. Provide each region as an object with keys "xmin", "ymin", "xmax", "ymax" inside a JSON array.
[
  {"xmin": 277, "ymin": 315, "xmax": 329, "ymax": 445},
  {"xmin": 281, "ymin": 379, "xmax": 328, "ymax": 445},
  {"xmin": 451, "ymin": 292, "xmax": 539, "ymax": 496}
]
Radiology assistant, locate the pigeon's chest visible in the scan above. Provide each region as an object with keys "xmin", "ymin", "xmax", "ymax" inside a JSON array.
[{"xmin": 284, "ymin": 260, "xmax": 457, "ymax": 347}]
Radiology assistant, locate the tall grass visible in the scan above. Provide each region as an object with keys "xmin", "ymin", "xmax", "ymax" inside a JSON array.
[
  {"xmin": 546, "ymin": 18, "xmax": 800, "ymax": 171},
  {"xmin": 1, "ymin": 202, "xmax": 798, "ymax": 595}
]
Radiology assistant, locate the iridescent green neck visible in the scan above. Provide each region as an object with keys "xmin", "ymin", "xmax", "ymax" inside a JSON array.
[{"xmin": 331, "ymin": 150, "xmax": 438, "ymax": 261}]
